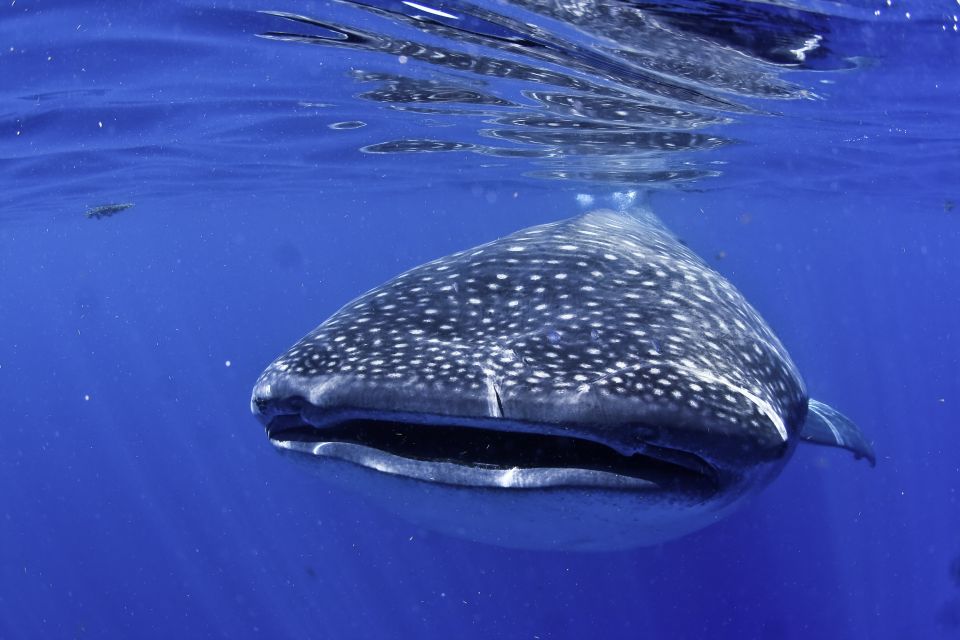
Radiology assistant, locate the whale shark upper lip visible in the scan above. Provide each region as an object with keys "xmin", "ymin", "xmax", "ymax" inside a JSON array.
[{"xmin": 261, "ymin": 406, "xmax": 720, "ymax": 493}]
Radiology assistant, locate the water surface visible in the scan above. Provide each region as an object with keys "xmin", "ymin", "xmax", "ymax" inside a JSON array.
[{"xmin": 2, "ymin": 1, "xmax": 959, "ymax": 638}]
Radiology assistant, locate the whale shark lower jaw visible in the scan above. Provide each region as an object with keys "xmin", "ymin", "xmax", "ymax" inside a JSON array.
[{"xmin": 256, "ymin": 402, "xmax": 749, "ymax": 551}]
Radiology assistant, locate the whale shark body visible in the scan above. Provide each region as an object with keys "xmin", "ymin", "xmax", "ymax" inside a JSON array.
[{"xmin": 251, "ymin": 208, "xmax": 873, "ymax": 550}]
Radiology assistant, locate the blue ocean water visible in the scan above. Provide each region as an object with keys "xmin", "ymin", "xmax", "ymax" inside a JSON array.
[{"xmin": 2, "ymin": 0, "xmax": 959, "ymax": 637}]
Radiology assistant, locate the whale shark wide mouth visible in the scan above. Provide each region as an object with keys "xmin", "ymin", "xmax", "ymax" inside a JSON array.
[{"xmin": 263, "ymin": 409, "xmax": 719, "ymax": 494}]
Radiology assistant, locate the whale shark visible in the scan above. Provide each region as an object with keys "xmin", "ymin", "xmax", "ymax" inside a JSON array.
[{"xmin": 251, "ymin": 208, "xmax": 874, "ymax": 550}]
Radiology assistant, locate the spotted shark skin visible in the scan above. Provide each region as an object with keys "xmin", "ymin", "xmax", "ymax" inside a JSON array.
[{"xmin": 252, "ymin": 208, "xmax": 873, "ymax": 550}]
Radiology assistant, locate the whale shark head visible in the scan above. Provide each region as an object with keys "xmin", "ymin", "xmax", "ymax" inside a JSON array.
[{"xmin": 251, "ymin": 208, "xmax": 873, "ymax": 550}]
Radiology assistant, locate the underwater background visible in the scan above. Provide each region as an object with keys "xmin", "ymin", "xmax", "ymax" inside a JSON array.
[{"xmin": 2, "ymin": 0, "xmax": 959, "ymax": 637}]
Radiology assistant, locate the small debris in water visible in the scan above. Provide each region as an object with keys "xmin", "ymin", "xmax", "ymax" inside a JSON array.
[
  {"xmin": 938, "ymin": 597, "xmax": 960, "ymax": 630},
  {"xmin": 329, "ymin": 121, "xmax": 366, "ymax": 130},
  {"xmin": 85, "ymin": 202, "xmax": 135, "ymax": 219},
  {"xmin": 950, "ymin": 554, "xmax": 960, "ymax": 588},
  {"xmin": 945, "ymin": 199, "xmax": 955, "ymax": 213}
]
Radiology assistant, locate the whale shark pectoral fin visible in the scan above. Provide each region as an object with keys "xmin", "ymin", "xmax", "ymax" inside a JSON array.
[{"xmin": 800, "ymin": 399, "xmax": 876, "ymax": 467}]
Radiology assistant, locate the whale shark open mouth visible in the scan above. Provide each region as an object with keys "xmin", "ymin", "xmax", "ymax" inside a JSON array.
[{"xmin": 264, "ymin": 410, "xmax": 719, "ymax": 494}]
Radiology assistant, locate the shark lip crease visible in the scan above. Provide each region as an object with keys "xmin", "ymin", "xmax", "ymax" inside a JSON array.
[{"xmin": 259, "ymin": 403, "xmax": 720, "ymax": 494}]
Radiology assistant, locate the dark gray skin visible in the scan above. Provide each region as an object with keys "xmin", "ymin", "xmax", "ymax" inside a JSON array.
[{"xmin": 252, "ymin": 208, "xmax": 873, "ymax": 550}]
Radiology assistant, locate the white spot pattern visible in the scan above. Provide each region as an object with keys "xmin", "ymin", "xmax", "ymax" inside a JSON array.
[{"xmin": 256, "ymin": 210, "xmax": 807, "ymax": 454}]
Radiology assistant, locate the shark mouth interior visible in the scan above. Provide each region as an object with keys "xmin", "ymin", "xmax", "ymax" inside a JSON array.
[{"xmin": 264, "ymin": 411, "xmax": 719, "ymax": 493}]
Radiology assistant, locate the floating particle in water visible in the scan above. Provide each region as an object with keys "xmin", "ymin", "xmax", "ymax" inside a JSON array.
[
  {"xmin": 949, "ymin": 554, "xmax": 960, "ymax": 588},
  {"xmin": 937, "ymin": 597, "xmax": 960, "ymax": 630},
  {"xmin": 715, "ymin": 250, "xmax": 727, "ymax": 260},
  {"xmin": 945, "ymin": 199, "xmax": 955, "ymax": 213},
  {"xmin": 329, "ymin": 121, "xmax": 367, "ymax": 130},
  {"xmin": 85, "ymin": 202, "xmax": 134, "ymax": 219},
  {"xmin": 271, "ymin": 241, "xmax": 305, "ymax": 270}
]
